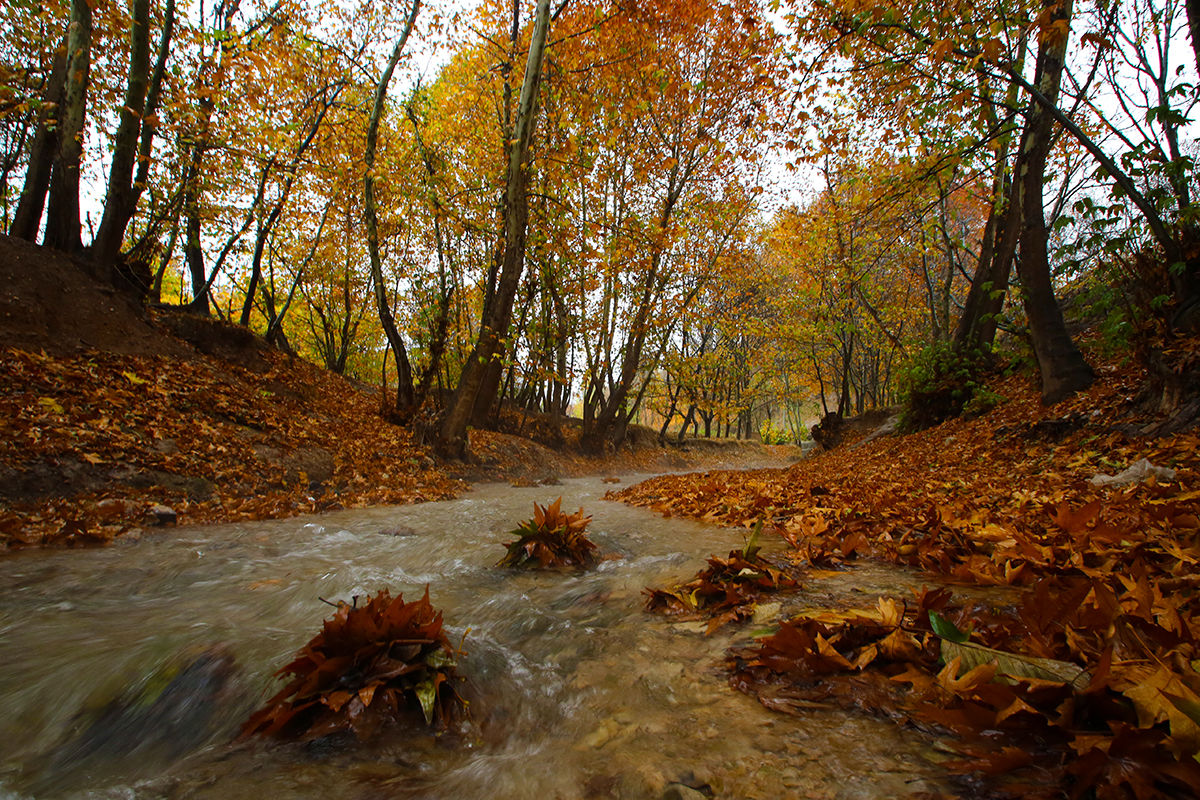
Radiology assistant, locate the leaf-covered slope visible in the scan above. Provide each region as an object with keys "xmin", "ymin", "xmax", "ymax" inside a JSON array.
[
  {"xmin": 615, "ymin": 354, "xmax": 1200, "ymax": 798},
  {"xmin": 612, "ymin": 360, "xmax": 1198, "ymax": 588},
  {"xmin": 0, "ymin": 346, "xmax": 463, "ymax": 546}
]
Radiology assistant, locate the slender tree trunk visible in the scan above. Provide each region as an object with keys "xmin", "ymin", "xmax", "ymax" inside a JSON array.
[
  {"xmin": 130, "ymin": 0, "xmax": 175, "ymax": 213},
  {"xmin": 953, "ymin": 46, "xmax": 1026, "ymax": 354},
  {"xmin": 183, "ymin": 170, "xmax": 209, "ymax": 314},
  {"xmin": 955, "ymin": 173, "xmax": 1017, "ymax": 353},
  {"xmin": 93, "ymin": 0, "xmax": 152, "ymax": 269},
  {"xmin": 10, "ymin": 52, "xmax": 67, "ymax": 240},
  {"xmin": 1016, "ymin": 0, "xmax": 1094, "ymax": 404},
  {"xmin": 43, "ymin": 0, "xmax": 92, "ymax": 253},
  {"xmin": 365, "ymin": 0, "xmax": 421, "ymax": 416},
  {"xmin": 1188, "ymin": 0, "xmax": 1200, "ymax": 79},
  {"xmin": 438, "ymin": 0, "xmax": 553, "ymax": 458}
]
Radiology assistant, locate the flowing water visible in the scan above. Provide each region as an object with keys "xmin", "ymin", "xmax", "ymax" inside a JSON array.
[{"xmin": 0, "ymin": 476, "xmax": 965, "ymax": 799}]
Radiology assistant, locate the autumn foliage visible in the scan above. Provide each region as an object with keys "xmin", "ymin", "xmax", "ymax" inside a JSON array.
[
  {"xmin": 497, "ymin": 498, "xmax": 599, "ymax": 569},
  {"xmin": 616, "ymin": 355, "xmax": 1200, "ymax": 797},
  {"xmin": 645, "ymin": 521, "xmax": 800, "ymax": 634},
  {"xmin": 241, "ymin": 588, "xmax": 465, "ymax": 741}
]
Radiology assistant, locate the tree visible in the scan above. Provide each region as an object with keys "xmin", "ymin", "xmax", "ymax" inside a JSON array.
[
  {"xmin": 1010, "ymin": 0, "xmax": 1094, "ymax": 403},
  {"xmin": 365, "ymin": 0, "xmax": 422, "ymax": 416},
  {"xmin": 437, "ymin": 0, "xmax": 554, "ymax": 457},
  {"xmin": 41, "ymin": 0, "xmax": 91, "ymax": 253},
  {"xmin": 92, "ymin": 0, "xmax": 152, "ymax": 270}
]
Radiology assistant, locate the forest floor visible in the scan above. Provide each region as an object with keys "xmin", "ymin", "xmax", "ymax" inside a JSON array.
[
  {"xmin": 616, "ymin": 346, "xmax": 1200, "ymax": 797},
  {"xmin": 0, "ymin": 234, "xmax": 794, "ymax": 547}
]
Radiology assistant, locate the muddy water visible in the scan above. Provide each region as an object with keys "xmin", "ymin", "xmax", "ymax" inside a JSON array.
[{"xmin": 0, "ymin": 476, "xmax": 960, "ymax": 799}]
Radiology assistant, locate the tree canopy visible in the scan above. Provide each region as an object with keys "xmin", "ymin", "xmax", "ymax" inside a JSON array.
[{"xmin": 1, "ymin": 0, "xmax": 1196, "ymax": 448}]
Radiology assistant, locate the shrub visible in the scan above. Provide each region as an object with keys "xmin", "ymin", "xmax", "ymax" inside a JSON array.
[
  {"xmin": 897, "ymin": 344, "xmax": 995, "ymax": 431},
  {"xmin": 759, "ymin": 420, "xmax": 792, "ymax": 445}
]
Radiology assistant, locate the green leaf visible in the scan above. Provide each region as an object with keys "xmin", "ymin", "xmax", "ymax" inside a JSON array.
[
  {"xmin": 423, "ymin": 648, "xmax": 455, "ymax": 670},
  {"xmin": 929, "ymin": 610, "xmax": 969, "ymax": 643},
  {"xmin": 1163, "ymin": 690, "xmax": 1200, "ymax": 728}
]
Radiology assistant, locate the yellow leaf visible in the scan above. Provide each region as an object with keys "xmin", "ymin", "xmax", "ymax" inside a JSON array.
[
  {"xmin": 123, "ymin": 370, "xmax": 147, "ymax": 385},
  {"xmin": 1121, "ymin": 666, "xmax": 1200, "ymax": 750},
  {"xmin": 38, "ymin": 396, "xmax": 64, "ymax": 414}
]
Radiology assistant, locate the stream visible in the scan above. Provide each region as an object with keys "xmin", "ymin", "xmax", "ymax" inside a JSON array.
[{"xmin": 0, "ymin": 475, "xmax": 962, "ymax": 799}]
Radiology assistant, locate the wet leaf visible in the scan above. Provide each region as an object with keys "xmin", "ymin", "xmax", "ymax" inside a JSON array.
[
  {"xmin": 497, "ymin": 499, "xmax": 598, "ymax": 569},
  {"xmin": 939, "ymin": 640, "xmax": 1089, "ymax": 687},
  {"xmin": 241, "ymin": 588, "xmax": 465, "ymax": 740},
  {"xmin": 928, "ymin": 610, "xmax": 968, "ymax": 643}
]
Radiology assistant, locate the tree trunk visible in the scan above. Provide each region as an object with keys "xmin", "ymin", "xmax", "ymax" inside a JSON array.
[
  {"xmin": 438, "ymin": 0, "xmax": 553, "ymax": 458},
  {"xmin": 93, "ymin": 0, "xmax": 152, "ymax": 269},
  {"xmin": 130, "ymin": 0, "xmax": 175, "ymax": 214},
  {"xmin": 364, "ymin": 0, "xmax": 421, "ymax": 416},
  {"xmin": 954, "ymin": 174, "xmax": 1016, "ymax": 353},
  {"xmin": 1188, "ymin": 0, "xmax": 1200, "ymax": 79},
  {"xmin": 1015, "ymin": 0, "xmax": 1094, "ymax": 404},
  {"xmin": 10, "ymin": 52, "xmax": 67, "ymax": 241},
  {"xmin": 43, "ymin": 0, "xmax": 92, "ymax": 254}
]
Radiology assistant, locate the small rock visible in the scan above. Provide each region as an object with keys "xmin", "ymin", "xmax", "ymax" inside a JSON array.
[
  {"xmin": 145, "ymin": 504, "xmax": 177, "ymax": 526},
  {"xmin": 116, "ymin": 527, "xmax": 143, "ymax": 544},
  {"xmin": 661, "ymin": 783, "xmax": 708, "ymax": 800},
  {"xmin": 96, "ymin": 498, "xmax": 130, "ymax": 520},
  {"xmin": 380, "ymin": 525, "xmax": 419, "ymax": 537},
  {"xmin": 580, "ymin": 718, "xmax": 622, "ymax": 749},
  {"xmin": 753, "ymin": 601, "xmax": 782, "ymax": 624},
  {"xmin": 1089, "ymin": 458, "xmax": 1177, "ymax": 488}
]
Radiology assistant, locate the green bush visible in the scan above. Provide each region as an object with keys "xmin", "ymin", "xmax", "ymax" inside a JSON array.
[
  {"xmin": 898, "ymin": 344, "xmax": 998, "ymax": 431},
  {"xmin": 759, "ymin": 420, "xmax": 792, "ymax": 445}
]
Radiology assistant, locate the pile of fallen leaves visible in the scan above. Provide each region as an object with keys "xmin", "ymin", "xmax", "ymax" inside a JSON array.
[
  {"xmin": 645, "ymin": 521, "xmax": 800, "ymax": 634},
  {"xmin": 0, "ymin": 346, "xmax": 464, "ymax": 546},
  {"xmin": 613, "ymin": 351, "xmax": 1200, "ymax": 798},
  {"xmin": 729, "ymin": 582, "xmax": 1200, "ymax": 798},
  {"xmin": 241, "ymin": 589, "xmax": 465, "ymax": 740},
  {"xmin": 497, "ymin": 498, "xmax": 599, "ymax": 569}
]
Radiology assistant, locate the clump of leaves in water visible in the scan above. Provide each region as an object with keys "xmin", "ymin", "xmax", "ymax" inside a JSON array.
[
  {"xmin": 644, "ymin": 519, "xmax": 800, "ymax": 634},
  {"xmin": 497, "ymin": 498, "xmax": 598, "ymax": 569},
  {"xmin": 240, "ymin": 588, "xmax": 465, "ymax": 741}
]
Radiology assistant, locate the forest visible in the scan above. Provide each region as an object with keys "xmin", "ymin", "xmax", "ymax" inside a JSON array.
[
  {"xmin": 3, "ymin": 0, "xmax": 1200, "ymax": 797},
  {"xmin": 3, "ymin": 0, "xmax": 1195, "ymax": 453}
]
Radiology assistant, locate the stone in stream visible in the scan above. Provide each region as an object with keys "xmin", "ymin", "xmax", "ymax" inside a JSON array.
[
  {"xmin": 21, "ymin": 646, "xmax": 237, "ymax": 795},
  {"xmin": 662, "ymin": 784, "xmax": 709, "ymax": 800},
  {"xmin": 144, "ymin": 503, "xmax": 178, "ymax": 526}
]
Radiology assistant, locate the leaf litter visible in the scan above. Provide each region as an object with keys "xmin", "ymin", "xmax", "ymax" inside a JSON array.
[{"xmin": 619, "ymin": 355, "xmax": 1200, "ymax": 798}]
